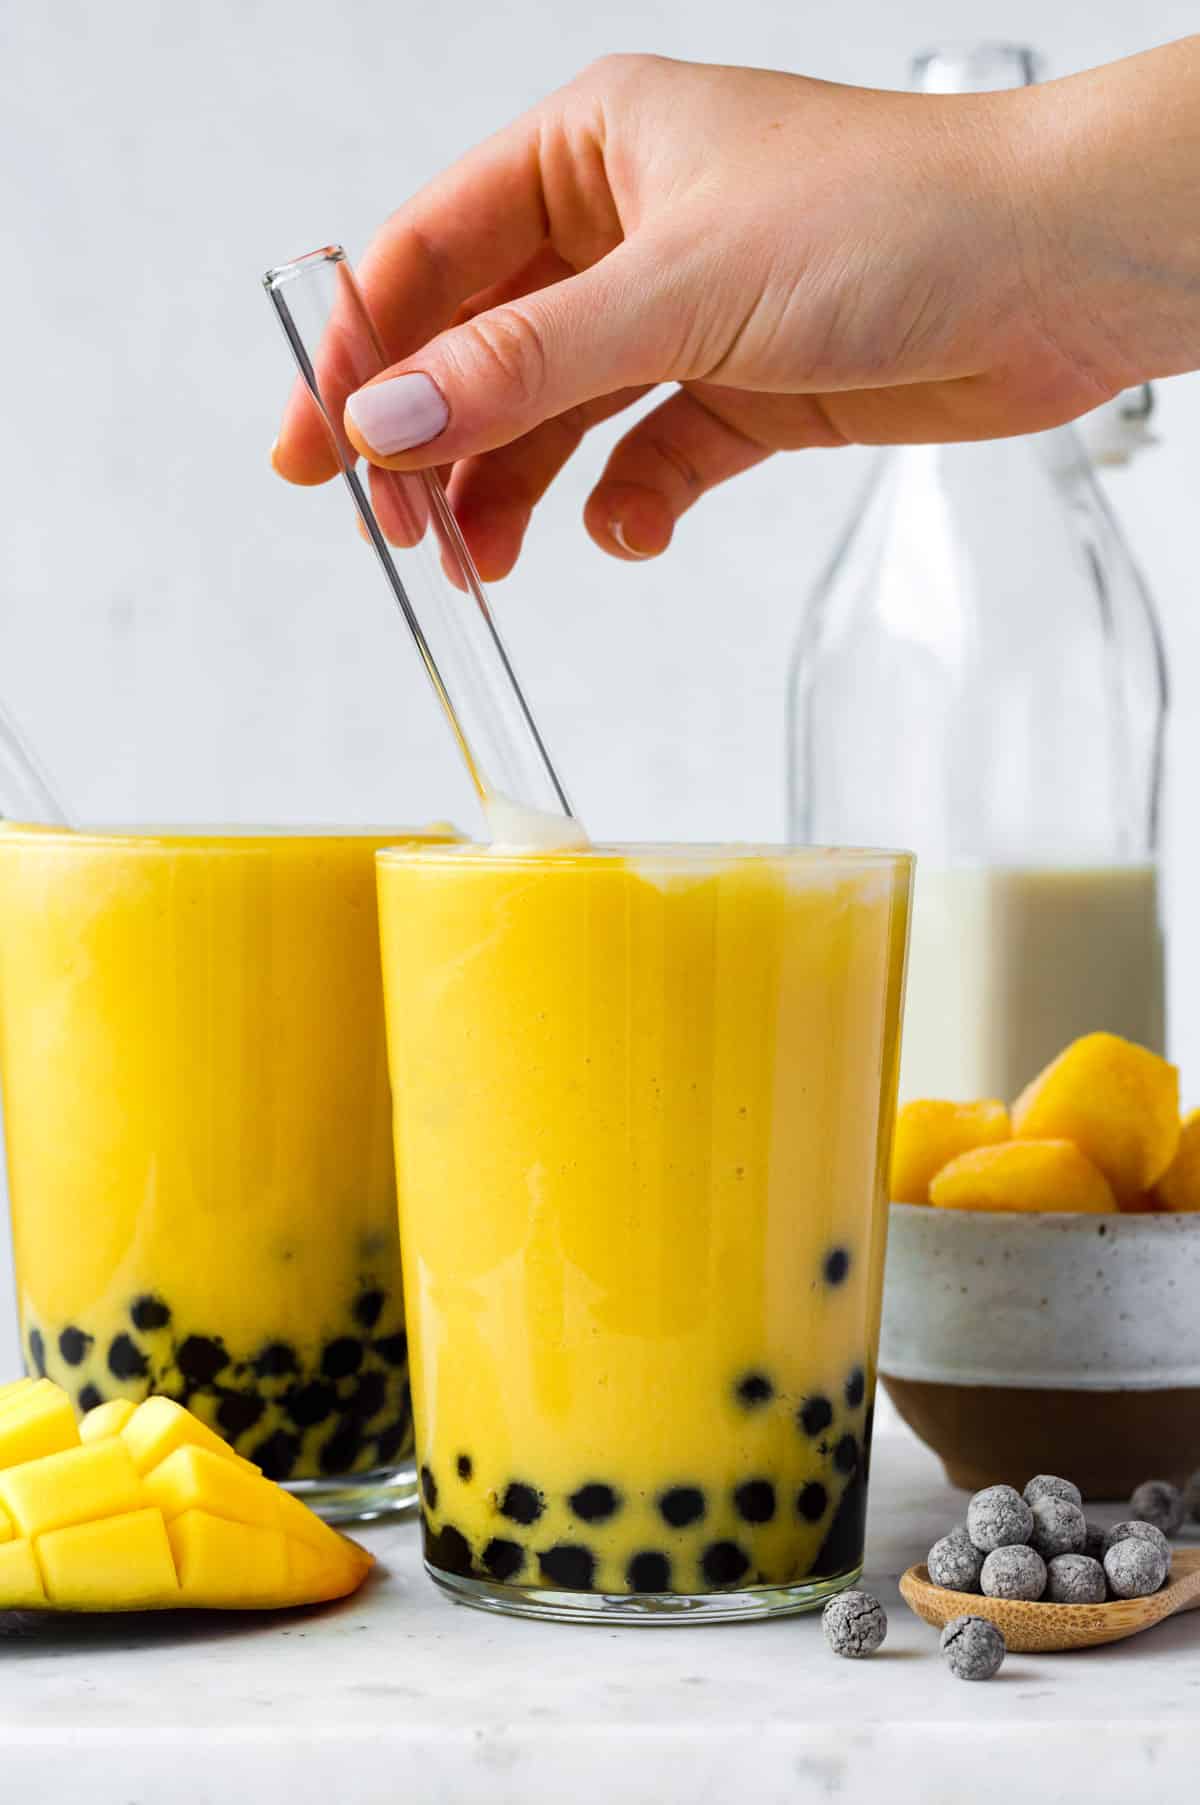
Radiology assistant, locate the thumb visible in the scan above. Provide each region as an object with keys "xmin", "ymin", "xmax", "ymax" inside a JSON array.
[{"xmin": 343, "ymin": 243, "xmax": 679, "ymax": 469}]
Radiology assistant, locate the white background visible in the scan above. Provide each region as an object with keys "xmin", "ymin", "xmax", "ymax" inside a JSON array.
[{"xmin": 1, "ymin": 1, "xmax": 1197, "ymax": 1371}]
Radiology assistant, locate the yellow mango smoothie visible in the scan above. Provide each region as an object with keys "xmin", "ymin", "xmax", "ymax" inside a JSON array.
[
  {"xmin": 377, "ymin": 842, "xmax": 911, "ymax": 1619},
  {"xmin": 0, "ymin": 825, "xmax": 451, "ymax": 1517}
]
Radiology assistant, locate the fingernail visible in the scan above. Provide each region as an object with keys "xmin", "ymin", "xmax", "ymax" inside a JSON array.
[
  {"xmin": 345, "ymin": 374, "xmax": 449, "ymax": 455},
  {"xmin": 611, "ymin": 518, "xmax": 653, "ymax": 558}
]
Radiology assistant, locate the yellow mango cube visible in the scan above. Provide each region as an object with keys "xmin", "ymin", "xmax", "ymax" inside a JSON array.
[
  {"xmin": 80, "ymin": 1399, "xmax": 137, "ymax": 1444},
  {"xmin": 144, "ymin": 1444, "xmax": 278, "ymax": 1534},
  {"xmin": 0, "ymin": 1438, "xmax": 144, "ymax": 1539},
  {"xmin": 0, "ymin": 1379, "xmax": 370, "ymax": 1612},
  {"xmin": 0, "ymin": 1380, "xmax": 79, "ymax": 1470},
  {"xmin": 930, "ymin": 1139, "xmax": 1115, "ymax": 1213},
  {"xmin": 1152, "ymin": 1108, "xmax": 1200, "ymax": 1212},
  {"xmin": 0, "ymin": 1535, "xmax": 46, "ymax": 1606},
  {"xmin": 1012, "ymin": 1033, "xmax": 1179, "ymax": 1205},
  {"xmin": 37, "ymin": 1508, "xmax": 179, "ymax": 1610},
  {"xmin": 168, "ymin": 1510, "xmax": 288, "ymax": 1609},
  {"xmin": 891, "ymin": 1099, "xmax": 1011, "ymax": 1204},
  {"xmin": 121, "ymin": 1397, "xmax": 257, "ymax": 1478}
]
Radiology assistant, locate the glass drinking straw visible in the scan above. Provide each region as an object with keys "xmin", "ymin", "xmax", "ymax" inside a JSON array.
[
  {"xmin": 263, "ymin": 247, "xmax": 579, "ymax": 837},
  {"xmin": 0, "ymin": 707, "xmax": 69, "ymax": 826}
]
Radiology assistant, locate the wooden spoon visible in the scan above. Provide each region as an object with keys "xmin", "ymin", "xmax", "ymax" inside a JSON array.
[{"xmin": 900, "ymin": 1549, "xmax": 1200, "ymax": 1652}]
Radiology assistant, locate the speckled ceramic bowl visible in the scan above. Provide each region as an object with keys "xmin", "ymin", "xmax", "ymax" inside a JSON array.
[{"xmin": 879, "ymin": 1205, "xmax": 1200, "ymax": 1499}]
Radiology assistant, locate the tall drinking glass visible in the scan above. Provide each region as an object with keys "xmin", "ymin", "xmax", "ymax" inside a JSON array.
[
  {"xmin": 377, "ymin": 842, "xmax": 911, "ymax": 1621},
  {"xmin": 0, "ymin": 824, "xmax": 452, "ymax": 1521}
]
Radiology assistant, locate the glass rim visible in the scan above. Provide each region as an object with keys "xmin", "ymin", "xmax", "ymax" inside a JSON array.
[
  {"xmin": 0, "ymin": 822, "xmax": 457, "ymax": 853},
  {"xmin": 376, "ymin": 840, "xmax": 915, "ymax": 870}
]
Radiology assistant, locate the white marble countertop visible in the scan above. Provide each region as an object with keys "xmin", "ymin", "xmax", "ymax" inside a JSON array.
[{"xmin": 1, "ymin": 1406, "xmax": 1197, "ymax": 1804}]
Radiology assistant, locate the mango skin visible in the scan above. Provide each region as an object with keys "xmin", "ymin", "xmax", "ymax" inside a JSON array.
[
  {"xmin": 929, "ymin": 1139, "xmax": 1115, "ymax": 1214},
  {"xmin": 1012, "ymin": 1033, "xmax": 1179, "ymax": 1207},
  {"xmin": 1153, "ymin": 1108, "xmax": 1200, "ymax": 1212},
  {"xmin": 891, "ymin": 1099, "xmax": 1011, "ymax": 1204}
]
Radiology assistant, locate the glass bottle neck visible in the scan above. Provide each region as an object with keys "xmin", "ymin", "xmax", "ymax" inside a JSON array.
[{"xmin": 912, "ymin": 43, "xmax": 1040, "ymax": 93}]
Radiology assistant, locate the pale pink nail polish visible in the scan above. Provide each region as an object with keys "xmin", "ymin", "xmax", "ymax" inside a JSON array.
[
  {"xmin": 345, "ymin": 374, "xmax": 449, "ymax": 455},
  {"xmin": 611, "ymin": 519, "xmax": 653, "ymax": 558}
]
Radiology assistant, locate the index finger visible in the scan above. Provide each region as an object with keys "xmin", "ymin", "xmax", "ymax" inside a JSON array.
[{"xmin": 272, "ymin": 113, "xmax": 554, "ymax": 485}]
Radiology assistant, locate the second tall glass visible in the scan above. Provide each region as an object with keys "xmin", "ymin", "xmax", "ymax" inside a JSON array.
[{"xmin": 377, "ymin": 841, "xmax": 911, "ymax": 1621}]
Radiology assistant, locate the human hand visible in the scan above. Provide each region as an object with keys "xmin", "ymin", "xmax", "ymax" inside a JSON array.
[{"xmin": 273, "ymin": 46, "xmax": 1198, "ymax": 575}]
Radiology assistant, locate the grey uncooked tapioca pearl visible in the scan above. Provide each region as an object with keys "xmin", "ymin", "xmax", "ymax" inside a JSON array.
[
  {"xmin": 1104, "ymin": 1537, "xmax": 1168, "ymax": 1600},
  {"xmin": 821, "ymin": 1589, "xmax": 888, "ymax": 1658},
  {"xmin": 980, "ymin": 1545, "xmax": 1047, "ymax": 1602},
  {"xmin": 940, "ymin": 1615, "xmax": 1006, "ymax": 1681},
  {"xmin": 1129, "ymin": 1480, "xmax": 1185, "ymax": 1536},
  {"xmin": 1023, "ymin": 1474, "xmax": 1083, "ymax": 1509},
  {"xmin": 1028, "ymin": 1496, "xmax": 1088, "ymax": 1561},
  {"xmin": 1045, "ymin": 1553, "xmax": 1107, "ymax": 1604},
  {"xmin": 966, "ymin": 1485, "xmax": 1034, "ymax": 1552},
  {"xmin": 927, "ymin": 1528, "xmax": 984, "ymax": 1594},
  {"xmin": 1103, "ymin": 1519, "xmax": 1171, "ymax": 1563}
]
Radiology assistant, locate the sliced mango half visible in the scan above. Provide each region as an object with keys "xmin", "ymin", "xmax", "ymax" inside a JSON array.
[{"xmin": 0, "ymin": 1380, "xmax": 371, "ymax": 1612}]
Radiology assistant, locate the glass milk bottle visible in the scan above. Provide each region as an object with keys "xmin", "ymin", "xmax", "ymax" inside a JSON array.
[{"xmin": 786, "ymin": 46, "xmax": 1167, "ymax": 1105}]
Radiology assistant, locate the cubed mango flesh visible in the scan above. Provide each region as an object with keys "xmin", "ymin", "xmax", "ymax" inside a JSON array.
[
  {"xmin": 38, "ymin": 1508, "xmax": 180, "ymax": 1610},
  {"xmin": 891, "ymin": 1099, "xmax": 1011, "ymax": 1203},
  {"xmin": 0, "ymin": 1438, "xmax": 143, "ymax": 1539},
  {"xmin": 1012, "ymin": 1033, "xmax": 1179, "ymax": 1205},
  {"xmin": 929, "ymin": 1139, "xmax": 1115, "ymax": 1213},
  {"xmin": 80, "ymin": 1399, "xmax": 137, "ymax": 1444},
  {"xmin": 168, "ymin": 1510, "xmax": 289, "ymax": 1609},
  {"xmin": 0, "ymin": 1380, "xmax": 371, "ymax": 1614},
  {"xmin": 120, "ymin": 1397, "xmax": 258, "ymax": 1478},
  {"xmin": 0, "ymin": 1381, "xmax": 79, "ymax": 1470}
]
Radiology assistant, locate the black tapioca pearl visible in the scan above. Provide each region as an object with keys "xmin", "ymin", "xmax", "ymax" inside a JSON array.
[
  {"xmin": 284, "ymin": 1380, "xmax": 338, "ymax": 1428},
  {"xmin": 734, "ymin": 1479, "xmax": 777, "ymax": 1524},
  {"xmin": 107, "ymin": 1333, "xmax": 148, "ymax": 1381},
  {"xmin": 374, "ymin": 1332, "xmax": 408, "ymax": 1368},
  {"xmin": 78, "ymin": 1383, "xmax": 103, "ymax": 1413},
  {"xmin": 627, "ymin": 1551, "xmax": 672, "ymax": 1592},
  {"xmin": 216, "ymin": 1390, "xmax": 266, "ymax": 1439},
  {"xmin": 420, "ymin": 1464, "xmax": 438, "ymax": 1509},
  {"xmin": 346, "ymin": 1371, "xmax": 388, "ymax": 1423},
  {"xmin": 456, "ymin": 1453, "xmax": 473, "ymax": 1482},
  {"xmin": 862, "ymin": 1401, "xmax": 876, "ymax": 1481},
  {"xmin": 251, "ymin": 1429, "xmax": 301, "ymax": 1482},
  {"xmin": 500, "ymin": 1481, "xmax": 544, "ymax": 1526},
  {"xmin": 177, "ymin": 1335, "xmax": 229, "ymax": 1385},
  {"xmin": 482, "ymin": 1537, "xmax": 524, "ymax": 1581},
  {"xmin": 375, "ymin": 1418, "xmax": 412, "ymax": 1465},
  {"xmin": 734, "ymin": 1371, "xmax": 774, "ymax": 1409},
  {"xmin": 319, "ymin": 1421, "xmax": 365, "ymax": 1476},
  {"xmin": 58, "ymin": 1326, "xmax": 92, "ymax": 1367},
  {"xmin": 569, "ymin": 1482, "xmax": 621, "ymax": 1523},
  {"xmin": 352, "ymin": 1289, "xmax": 386, "ymax": 1331},
  {"xmin": 701, "ymin": 1541, "xmax": 751, "ymax": 1587},
  {"xmin": 253, "ymin": 1341, "xmax": 299, "ymax": 1381},
  {"xmin": 27, "ymin": 1327, "xmax": 46, "ymax": 1377},
  {"xmin": 833, "ymin": 1433, "xmax": 860, "ymax": 1476},
  {"xmin": 823, "ymin": 1246, "xmax": 852, "ymax": 1287},
  {"xmin": 796, "ymin": 1480, "xmax": 828, "ymax": 1522},
  {"xmin": 844, "ymin": 1366, "xmax": 865, "ymax": 1410},
  {"xmin": 321, "ymin": 1337, "xmax": 364, "ymax": 1381},
  {"xmin": 659, "ymin": 1485, "xmax": 706, "ymax": 1529},
  {"xmin": 538, "ymin": 1544, "xmax": 596, "ymax": 1591},
  {"xmin": 798, "ymin": 1394, "xmax": 833, "ymax": 1438},
  {"xmin": 810, "ymin": 1469, "xmax": 866, "ymax": 1579},
  {"xmin": 130, "ymin": 1295, "xmax": 171, "ymax": 1333},
  {"xmin": 425, "ymin": 1522, "xmax": 474, "ymax": 1578}
]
